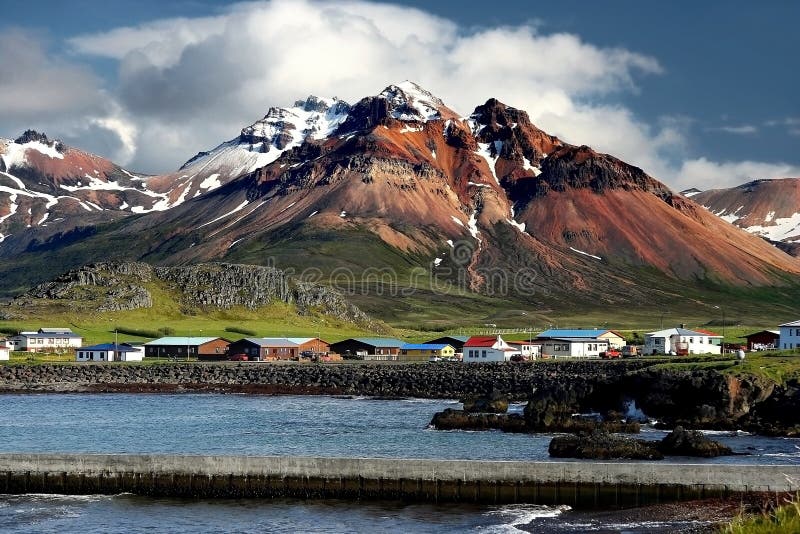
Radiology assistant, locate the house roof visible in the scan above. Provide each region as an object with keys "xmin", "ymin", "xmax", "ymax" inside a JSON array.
[
  {"xmin": 39, "ymin": 328, "xmax": 74, "ymax": 334},
  {"xmin": 259, "ymin": 338, "xmax": 300, "ymax": 347},
  {"xmin": 400, "ymin": 343, "xmax": 453, "ymax": 351},
  {"xmin": 780, "ymin": 320, "xmax": 800, "ymax": 327},
  {"xmin": 744, "ymin": 330, "xmax": 780, "ymax": 338},
  {"xmin": 286, "ymin": 337, "xmax": 329, "ymax": 345},
  {"xmin": 335, "ymin": 338, "xmax": 404, "ymax": 348},
  {"xmin": 144, "ymin": 337, "xmax": 226, "ymax": 346},
  {"xmin": 694, "ymin": 328, "xmax": 721, "ymax": 337},
  {"xmin": 80, "ymin": 343, "xmax": 140, "ymax": 352},
  {"xmin": 645, "ymin": 327, "xmax": 717, "ymax": 337},
  {"xmin": 425, "ymin": 335, "xmax": 470, "ymax": 343},
  {"xmin": 536, "ymin": 329, "xmax": 616, "ymax": 339},
  {"xmin": 544, "ymin": 337, "xmax": 608, "ymax": 343},
  {"xmin": 464, "ymin": 336, "xmax": 501, "ymax": 347},
  {"xmin": 13, "ymin": 332, "xmax": 82, "ymax": 339}
]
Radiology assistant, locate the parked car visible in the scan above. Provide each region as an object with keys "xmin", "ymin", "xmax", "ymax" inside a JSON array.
[
  {"xmin": 228, "ymin": 353, "xmax": 249, "ymax": 361},
  {"xmin": 428, "ymin": 356, "xmax": 442, "ymax": 362},
  {"xmin": 600, "ymin": 349, "xmax": 622, "ymax": 359}
]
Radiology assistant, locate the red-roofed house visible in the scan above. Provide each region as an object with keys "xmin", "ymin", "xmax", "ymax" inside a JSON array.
[{"xmin": 463, "ymin": 335, "xmax": 520, "ymax": 363}]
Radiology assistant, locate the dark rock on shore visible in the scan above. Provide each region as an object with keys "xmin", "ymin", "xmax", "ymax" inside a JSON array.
[
  {"xmin": 462, "ymin": 392, "xmax": 509, "ymax": 413},
  {"xmin": 549, "ymin": 430, "xmax": 663, "ymax": 460},
  {"xmin": 548, "ymin": 427, "xmax": 735, "ymax": 460},
  {"xmin": 429, "ymin": 408, "xmax": 528, "ymax": 432},
  {"xmin": 658, "ymin": 426, "xmax": 733, "ymax": 457}
]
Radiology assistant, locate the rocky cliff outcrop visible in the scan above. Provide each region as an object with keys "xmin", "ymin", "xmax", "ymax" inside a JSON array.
[{"xmin": 11, "ymin": 262, "xmax": 375, "ymax": 326}]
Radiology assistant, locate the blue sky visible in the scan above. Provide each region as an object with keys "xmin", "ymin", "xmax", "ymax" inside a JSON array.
[{"xmin": 1, "ymin": 0, "xmax": 798, "ymax": 189}]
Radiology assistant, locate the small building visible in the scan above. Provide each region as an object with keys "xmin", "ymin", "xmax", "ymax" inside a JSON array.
[
  {"xmin": 329, "ymin": 338, "xmax": 404, "ymax": 360},
  {"xmin": 399, "ymin": 343, "xmax": 455, "ymax": 361},
  {"xmin": 536, "ymin": 329, "xmax": 626, "ymax": 349},
  {"xmin": 643, "ymin": 327, "xmax": 722, "ymax": 355},
  {"xmin": 463, "ymin": 335, "xmax": 520, "ymax": 363},
  {"xmin": 779, "ymin": 320, "xmax": 800, "ymax": 350},
  {"xmin": 76, "ymin": 343, "xmax": 144, "ymax": 362},
  {"xmin": 0, "ymin": 341, "xmax": 9, "ymax": 361},
  {"xmin": 286, "ymin": 337, "xmax": 331, "ymax": 355},
  {"xmin": 256, "ymin": 338, "xmax": 302, "ymax": 360},
  {"xmin": 424, "ymin": 336, "xmax": 470, "ymax": 353},
  {"xmin": 143, "ymin": 337, "xmax": 231, "ymax": 360},
  {"xmin": 7, "ymin": 328, "xmax": 83, "ymax": 353},
  {"xmin": 744, "ymin": 330, "xmax": 780, "ymax": 351},
  {"xmin": 506, "ymin": 340, "xmax": 542, "ymax": 359},
  {"xmin": 540, "ymin": 338, "xmax": 609, "ymax": 359}
]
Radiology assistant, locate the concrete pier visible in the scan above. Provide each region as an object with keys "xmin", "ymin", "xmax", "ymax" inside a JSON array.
[{"xmin": 0, "ymin": 454, "xmax": 797, "ymax": 507}]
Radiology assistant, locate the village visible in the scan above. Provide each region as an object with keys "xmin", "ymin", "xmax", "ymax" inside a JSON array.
[{"xmin": 0, "ymin": 321, "xmax": 795, "ymax": 363}]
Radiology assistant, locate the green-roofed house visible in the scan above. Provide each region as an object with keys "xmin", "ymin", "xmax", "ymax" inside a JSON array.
[
  {"xmin": 329, "ymin": 338, "xmax": 404, "ymax": 361},
  {"xmin": 143, "ymin": 337, "xmax": 232, "ymax": 360}
]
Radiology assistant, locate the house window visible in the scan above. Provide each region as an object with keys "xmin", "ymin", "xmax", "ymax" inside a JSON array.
[{"xmin": 482, "ymin": 350, "xmax": 487, "ymax": 358}]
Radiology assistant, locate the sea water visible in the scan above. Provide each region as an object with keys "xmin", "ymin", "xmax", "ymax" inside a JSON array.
[{"xmin": 0, "ymin": 393, "xmax": 797, "ymax": 533}]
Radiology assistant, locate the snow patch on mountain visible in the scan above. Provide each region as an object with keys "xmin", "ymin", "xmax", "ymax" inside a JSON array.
[
  {"xmin": 475, "ymin": 143, "xmax": 499, "ymax": 184},
  {"xmin": 746, "ymin": 213, "xmax": 800, "ymax": 242},
  {"xmin": 380, "ymin": 81, "xmax": 445, "ymax": 122}
]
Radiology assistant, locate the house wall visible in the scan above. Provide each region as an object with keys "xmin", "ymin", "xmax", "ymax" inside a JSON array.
[
  {"xmin": 463, "ymin": 347, "xmax": 506, "ymax": 363},
  {"xmin": 226, "ymin": 341, "xmax": 262, "ymax": 360},
  {"xmin": 0, "ymin": 348, "xmax": 9, "ymax": 361},
  {"xmin": 598, "ymin": 333, "xmax": 626, "ymax": 349},
  {"xmin": 400, "ymin": 347, "xmax": 455, "ymax": 361},
  {"xmin": 198, "ymin": 339, "xmax": 231, "ymax": 357},
  {"xmin": 10, "ymin": 335, "xmax": 82, "ymax": 353},
  {"xmin": 330, "ymin": 340, "xmax": 400, "ymax": 357},
  {"xmin": 746, "ymin": 333, "xmax": 779, "ymax": 351},
  {"xmin": 780, "ymin": 326, "xmax": 800, "ymax": 350},
  {"xmin": 296, "ymin": 339, "xmax": 331, "ymax": 354}
]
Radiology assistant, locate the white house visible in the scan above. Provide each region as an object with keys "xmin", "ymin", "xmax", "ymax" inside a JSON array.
[
  {"xmin": 8, "ymin": 328, "xmax": 83, "ymax": 353},
  {"xmin": 540, "ymin": 338, "xmax": 609, "ymax": 359},
  {"xmin": 779, "ymin": 320, "xmax": 800, "ymax": 350},
  {"xmin": 0, "ymin": 342, "xmax": 9, "ymax": 361},
  {"xmin": 536, "ymin": 329, "xmax": 627, "ymax": 349},
  {"xmin": 463, "ymin": 335, "xmax": 520, "ymax": 363},
  {"xmin": 644, "ymin": 327, "xmax": 722, "ymax": 355},
  {"xmin": 76, "ymin": 343, "xmax": 145, "ymax": 362},
  {"xmin": 507, "ymin": 340, "xmax": 541, "ymax": 359}
]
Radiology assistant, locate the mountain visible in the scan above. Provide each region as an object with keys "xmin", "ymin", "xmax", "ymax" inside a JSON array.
[
  {"xmin": 1, "ymin": 82, "xmax": 799, "ymax": 321},
  {"xmin": 693, "ymin": 178, "xmax": 800, "ymax": 256}
]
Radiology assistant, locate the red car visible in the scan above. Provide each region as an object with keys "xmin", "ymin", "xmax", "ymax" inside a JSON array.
[{"xmin": 228, "ymin": 354, "xmax": 249, "ymax": 361}]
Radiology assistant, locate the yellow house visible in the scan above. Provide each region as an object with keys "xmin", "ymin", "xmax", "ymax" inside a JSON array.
[{"xmin": 399, "ymin": 343, "xmax": 456, "ymax": 361}]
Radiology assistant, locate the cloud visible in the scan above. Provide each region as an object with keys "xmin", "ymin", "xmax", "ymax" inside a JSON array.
[
  {"xmin": 765, "ymin": 117, "xmax": 800, "ymax": 136},
  {"xmin": 65, "ymin": 0, "xmax": 664, "ymax": 174},
  {"xmin": 0, "ymin": 29, "xmax": 138, "ymax": 165},
  {"xmin": 8, "ymin": 0, "xmax": 791, "ymax": 189},
  {"xmin": 674, "ymin": 158, "xmax": 800, "ymax": 190},
  {"xmin": 707, "ymin": 125, "xmax": 759, "ymax": 135}
]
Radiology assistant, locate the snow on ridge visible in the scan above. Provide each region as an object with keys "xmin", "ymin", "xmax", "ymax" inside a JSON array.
[
  {"xmin": 467, "ymin": 211, "xmax": 480, "ymax": 239},
  {"xmin": 506, "ymin": 219, "xmax": 526, "ymax": 233},
  {"xmin": 746, "ymin": 212, "xmax": 800, "ymax": 241},
  {"xmin": 1, "ymin": 141, "xmax": 64, "ymax": 171},
  {"xmin": 522, "ymin": 156, "xmax": 542, "ymax": 176},
  {"xmin": 199, "ymin": 173, "xmax": 221, "ymax": 190},
  {"xmin": 0, "ymin": 193, "xmax": 19, "ymax": 224},
  {"xmin": 765, "ymin": 210, "xmax": 775, "ymax": 222},
  {"xmin": 475, "ymin": 143, "xmax": 499, "ymax": 184},
  {"xmin": 570, "ymin": 246, "xmax": 602, "ymax": 260},
  {"xmin": 197, "ymin": 200, "xmax": 250, "ymax": 228},
  {"xmin": 60, "ymin": 175, "xmax": 128, "ymax": 192},
  {"xmin": 381, "ymin": 81, "xmax": 444, "ymax": 122},
  {"xmin": 450, "ymin": 215, "xmax": 465, "ymax": 227}
]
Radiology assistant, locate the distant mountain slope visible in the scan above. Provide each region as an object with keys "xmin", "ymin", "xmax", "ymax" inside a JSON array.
[
  {"xmin": 1, "ymin": 83, "xmax": 799, "ymax": 312},
  {"xmin": 694, "ymin": 178, "xmax": 800, "ymax": 255}
]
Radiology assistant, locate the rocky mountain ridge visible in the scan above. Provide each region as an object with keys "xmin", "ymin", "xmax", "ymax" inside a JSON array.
[
  {"xmin": 693, "ymin": 177, "xmax": 800, "ymax": 256},
  {"xmin": 1, "ymin": 82, "xmax": 799, "ymax": 311}
]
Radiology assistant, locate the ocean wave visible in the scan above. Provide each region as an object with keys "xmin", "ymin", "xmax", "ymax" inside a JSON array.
[{"xmin": 479, "ymin": 504, "xmax": 571, "ymax": 533}]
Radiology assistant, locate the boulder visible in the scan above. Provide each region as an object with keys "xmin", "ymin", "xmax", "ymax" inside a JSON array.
[
  {"xmin": 657, "ymin": 426, "xmax": 733, "ymax": 457},
  {"xmin": 462, "ymin": 392, "xmax": 509, "ymax": 413},
  {"xmin": 548, "ymin": 430, "xmax": 663, "ymax": 460},
  {"xmin": 429, "ymin": 408, "xmax": 527, "ymax": 433}
]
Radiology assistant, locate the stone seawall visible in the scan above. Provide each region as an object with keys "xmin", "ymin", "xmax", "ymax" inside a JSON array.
[
  {"xmin": 0, "ymin": 360, "xmax": 655, "ymax": 399},
  {"xmin": 0, "ymin": 453, "xmax": 797, "ymax": 506}
]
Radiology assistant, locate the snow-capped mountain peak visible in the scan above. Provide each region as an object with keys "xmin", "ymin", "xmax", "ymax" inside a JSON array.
[{"xmin": 379, "ymin": 80, "xmax": 446, "ymax": 122}]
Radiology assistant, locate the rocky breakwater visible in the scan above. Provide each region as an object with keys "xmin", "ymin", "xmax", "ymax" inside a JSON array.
[{"xmin": 0, "ymin": 361, "xmax": 642, "ymax": 397}]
